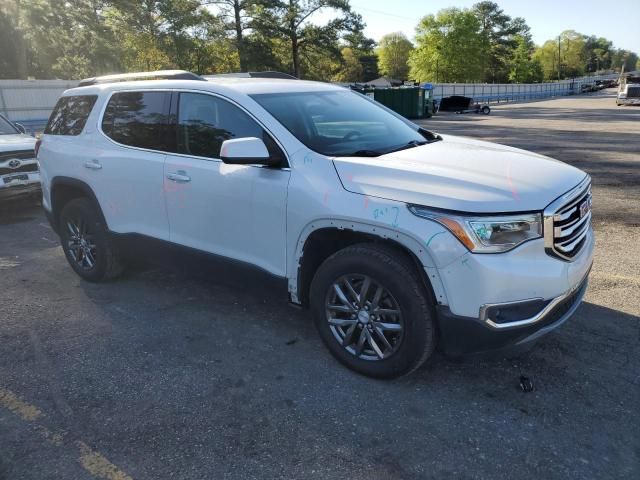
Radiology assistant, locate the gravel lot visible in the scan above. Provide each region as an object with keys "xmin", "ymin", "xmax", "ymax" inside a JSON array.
[{"xmin": 1, "ymin": 89, "xmax": 639, "ymax": 480}]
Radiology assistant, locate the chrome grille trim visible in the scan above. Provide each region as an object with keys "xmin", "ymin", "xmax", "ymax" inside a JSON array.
[{"xmin": 544, "ymin": 176, "xmax": 592, "ymax": 261}]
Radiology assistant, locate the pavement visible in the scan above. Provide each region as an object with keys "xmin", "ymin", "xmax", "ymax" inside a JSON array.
[{"xmin": 1, "ymin": 89, "xmax": 639, "ymax": 480}]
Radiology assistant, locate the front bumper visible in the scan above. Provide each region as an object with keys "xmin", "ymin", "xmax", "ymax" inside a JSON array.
[
  {"xmin": 617, "ymin": 98, "xmax": 640, "ymax": 105},
  {"xmin": 0, "ymin": 173, "xmax": 41, "ymax": 201},
  {"xmin": 437, "ymin": 271, "xmax": 590, "ymax": 356}
]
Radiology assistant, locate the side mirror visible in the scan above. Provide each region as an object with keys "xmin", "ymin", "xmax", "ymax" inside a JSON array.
[
  {"xmin": 15, "ymin": 123, "xmax": 27, "ymax": 134},
  {"xmin": 220, "ymin": 137, "xmax": 275, "ymax": 166}
]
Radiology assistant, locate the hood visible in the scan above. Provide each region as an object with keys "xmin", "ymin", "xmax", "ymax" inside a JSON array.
[
  {"xmin": 0, "ymin": 134, "xmax": 36, "ymax": 152},
  {"xmin": 332, "ymin": 134, "xmax": 586, "ymax": 213}
]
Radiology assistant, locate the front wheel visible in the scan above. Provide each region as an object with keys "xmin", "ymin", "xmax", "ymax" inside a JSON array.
[{"xmin": 310, "ymin": 244, "xmax": 436, "ymax": 378}]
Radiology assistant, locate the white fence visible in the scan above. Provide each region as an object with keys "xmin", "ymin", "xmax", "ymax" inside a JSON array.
[
  {"xmin": 0, "ymin": 79, "xmax": 78, "ymax": 133},
  {"xmin": 0, "ymin": 71, "xmax": 629, "ymax": 134},
  {"xmin": 431, "ymin": 73, "xmax": 620, "ymax": 105}
]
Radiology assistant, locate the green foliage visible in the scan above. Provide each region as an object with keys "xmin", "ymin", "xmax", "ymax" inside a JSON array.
[
  {"xmin": 0, "ymin": 0, "xmax": 636, "ymax": 83},
  {"xmin": 409, "ymin": 8, "xmax": 483, "ymax": 83},
  {"xmin": 470, "ymin": 2, "xmax": 532, "ymax": 82},
  {"xmin": 508, "ymin": 35, "xmax": 542, "ymax": 83},
  {"xmin": 377, "ymin": 32, "xmax": 412, "ymax": 81}
]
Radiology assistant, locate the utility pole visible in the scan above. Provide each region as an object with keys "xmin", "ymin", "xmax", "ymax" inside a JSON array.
[{"xmin": 557, "ymin": 35, "xmax": 561, "ymax": 82}]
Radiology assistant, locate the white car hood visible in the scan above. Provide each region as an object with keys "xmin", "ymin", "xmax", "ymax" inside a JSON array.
[
  {"xmin": 0, "ymin": 134, "xmax": 36, "ymax": 152},
  {"xmin": 332, "ymin": 134, "xmax": 586, "ymax": 213}
]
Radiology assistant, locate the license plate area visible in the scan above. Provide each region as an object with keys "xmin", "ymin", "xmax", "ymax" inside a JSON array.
[{"xmin": 3, "ymin": 174, "xmax": 29, "ymax": 184}]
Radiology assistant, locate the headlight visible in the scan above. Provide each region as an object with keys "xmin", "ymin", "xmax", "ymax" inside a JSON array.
[{"xmin": 408, "ymin": 205, "xmax": 542, "ymax": 253}]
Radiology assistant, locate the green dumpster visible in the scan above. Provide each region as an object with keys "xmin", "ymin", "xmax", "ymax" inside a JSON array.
[{"xmin": 351, "ymin": 86, "xmax": 426, "ymax": 119}]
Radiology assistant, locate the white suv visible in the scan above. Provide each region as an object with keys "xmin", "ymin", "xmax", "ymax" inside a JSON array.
[{"xmin": 38, "ymin": 71, "xmax": 594, "ymax": 378}]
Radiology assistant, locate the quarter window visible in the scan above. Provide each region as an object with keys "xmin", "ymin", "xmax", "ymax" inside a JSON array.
[
  {"xmin": 101, "ymin": 91, "xmax": 172, "ymax": 151},
  {"xmin": 177, "ymin": 92, "xmax": 284, "ymax": 163},
  {"xmin": 45, "ymin": 95, "xmax": 98, "ymax": 136}
]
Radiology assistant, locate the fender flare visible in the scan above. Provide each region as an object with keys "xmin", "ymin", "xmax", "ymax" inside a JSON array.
[
  {"xmin": 289, "ymin": 218, "xmax": 449, "ymax": 307},
  {"xmin": 50, "ymin": 176, "xmax": 107, "ymax": 230}
]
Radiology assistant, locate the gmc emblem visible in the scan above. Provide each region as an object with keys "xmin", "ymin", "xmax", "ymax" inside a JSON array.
[{"xmin": 579, "ymin": 197, "xmax": 591, "ymax": 218}]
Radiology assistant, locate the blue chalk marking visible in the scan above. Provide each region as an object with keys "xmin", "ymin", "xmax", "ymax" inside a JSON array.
[
  {"xmin": 390, "ymin": 206, "xmax": 399, "ymax": 227},
  {"xmin": 425, "ymin": 231, "xmax": 446, "ymax": 247}
]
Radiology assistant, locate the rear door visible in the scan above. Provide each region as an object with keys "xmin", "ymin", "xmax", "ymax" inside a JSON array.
[
  {"xmin": 96, "ymin": 90, "xmax": 172, "ymax": 240},
  {"xmin": 163, "ymin": 91, "xmax": 290, "ymax": 276}
]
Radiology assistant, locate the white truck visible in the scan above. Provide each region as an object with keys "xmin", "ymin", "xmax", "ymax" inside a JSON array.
[
  {"xmin": 616, "ymin": 74, "xmax": 640, "ymax": 106},
  {"xmin": 0, "ymin": 113, "xmax": 39, "ymax": 203}
]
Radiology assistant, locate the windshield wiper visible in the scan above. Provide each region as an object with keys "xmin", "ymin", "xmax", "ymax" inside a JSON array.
[
  {"xmin": 338, "ymin": 149, "xmax": 383, "ymax": 157},
  {"xmin": 384, "ymin": 140, "xmax": 429, "ymax": 154}
]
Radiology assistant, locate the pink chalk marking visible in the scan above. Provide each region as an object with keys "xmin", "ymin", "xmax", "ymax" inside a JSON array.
[
  {"xmin": 363, "ymin": 196, "xmax": 369, "ymax": 209},
  {"xmin": 323, "ymin": 190, "xmax": 330, "ymax": 205},
  {"xmin": 506, "ymin": 161, "xmax": 520, "ymax": 200}
]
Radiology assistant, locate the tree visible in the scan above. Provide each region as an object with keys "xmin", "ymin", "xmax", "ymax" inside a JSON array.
[
  {"xmin": 533, "ymin": 30, "xmax": 586, "ymax": 81},
  {"xmin": 0, "ymin": 2, "xmax": 28, "ymax": 78},
  {"xmin": 409, "ymin": 8, "xmax": 483, "ymax": 83},
  {"xmin": 583, "ymin": 36, "xmax": 612, "ymax": 72},
  {"xmin": 333, "ymin": 47, "xmax": 361, "ymax": 82},
  {"xmin": 252, "ymin": 0, "xmax": 361, "ymax": 78},
  {"xmin": 509, "ymin": 35, "xmax": 542, "ymax": 83},
  {"xmin": 472, "ymin": 1, "xmax": 531, "ymax": 83},
  {"xmin": 200, "ymin": 0, "xmax": 257, "ymax": 71},
  {"xmin": 342, "ymin": 28, "xmax": 377, "ymax": 81},
  {"xmin": 377, "ymin": 32, "xmax": 412, "ymax": 80}
]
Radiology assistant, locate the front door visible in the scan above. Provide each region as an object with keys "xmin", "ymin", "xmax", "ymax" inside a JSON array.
[{"xmin": 163, "ymin": 92, "xmax": 290, "ymax": 277}]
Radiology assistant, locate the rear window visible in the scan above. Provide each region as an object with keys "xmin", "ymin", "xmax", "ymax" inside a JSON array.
[
  {"xmin": 101, "ymin": 91, "xmax": 172, "ymax": 151},
  {"xmin": 45, "ymin": 95, "xmax": 98, "ymax": 135}
]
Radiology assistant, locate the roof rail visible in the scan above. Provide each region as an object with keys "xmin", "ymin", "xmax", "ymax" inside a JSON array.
[
  {"xmin": 204, "ymin": 71, "xmax": 299, "ymax": 80},
  {"xmin": 78, "ymin": 70, "xmax": 206, "ymax": 87}
]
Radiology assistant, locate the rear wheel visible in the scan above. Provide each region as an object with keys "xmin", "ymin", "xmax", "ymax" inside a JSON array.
[
  {"xmin": 310, "ymin": 244, "xmax": 436, "ymax": 378},
  {"xmin": 59, "ymin": 198, "xmax": 124, "ymax": 282}
]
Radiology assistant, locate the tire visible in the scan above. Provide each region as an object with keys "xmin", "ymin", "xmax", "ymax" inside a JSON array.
[
  {"xmin": 58, "ymin": 197, "xmax": 124, "ymax": 282},
  {"xmin": 310, "ymin": 243, "xmax": 436, "ymax": 379},
  {"xmin": 481, "ymin": 105, "xmax": 491, "ymax": 115}
]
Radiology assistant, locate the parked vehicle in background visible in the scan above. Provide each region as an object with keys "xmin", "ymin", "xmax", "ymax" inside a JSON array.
[
  {"xmin": 580, "ymin": 83, "xmax": 596, "ymax": 93},
  {"xmin": 616, "ymin": 75, "xmax": 640, "ymax": 106},
  {"xmin": 38, "ymin": 71, "xmax": 594, "ymax": 379},
  {"xmin": 0, "ymin": 113, "xmax": 40, "ymax": 203}
]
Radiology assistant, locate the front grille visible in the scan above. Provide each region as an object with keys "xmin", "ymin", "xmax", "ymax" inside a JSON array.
[
  {"xmin": 0, "ymin": 163, "xmax": 38, "ymax": 176},
  {"xmin": 0, "ymin": 150, "xmax": 35, "ymax": 162},
  {"xmin": 627, "ymin": 86, "xmax": 640, "ymax": 98},
  {"xmin": 547, "ymin": 182, "xmax": 592, "ymax": 260}
]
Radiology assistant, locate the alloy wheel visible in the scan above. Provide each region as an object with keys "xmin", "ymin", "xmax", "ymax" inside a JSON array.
[
  {"xmin": 325, "ymin": 274, "xmax": 404, "ymax": 361},
  {"xmin": 65, "ymin": 218, "xmax": 97, "ymax": 270}
]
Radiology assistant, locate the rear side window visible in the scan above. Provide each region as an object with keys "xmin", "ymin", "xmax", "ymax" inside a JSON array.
[
  {"xmin": 101, "ymin": 91, "xmax": 172, "ymax": 151},
  {"xmin": 45, "ymin": 95, "xmax": 98, "ymax": 135}
]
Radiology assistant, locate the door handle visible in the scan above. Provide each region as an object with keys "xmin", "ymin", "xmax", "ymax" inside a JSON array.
[
  {"xmin": 166, "ymin": 170, "xmax": 191, "ymax": 183},
  {"xmin": 84, "ymin": 160, "xmax": 102, "ymax": 170}
]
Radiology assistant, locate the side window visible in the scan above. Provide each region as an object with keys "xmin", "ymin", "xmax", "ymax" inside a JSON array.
[
  {"xmin": 177, "ymin": 93, "xmax": 284, "ymax": 163},
  {"xmin": 45, "ymin": 95, "xmax": 98, "ymax": 135},
  {"xmin": 101, "ymin": 91, "xmax": 172, "ymax": 152}
]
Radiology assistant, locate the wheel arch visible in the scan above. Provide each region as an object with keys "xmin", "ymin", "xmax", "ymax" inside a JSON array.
[
  {"xmin": 50, "ymin": 177, "xmax": 107, "ymax": 231},
  {"xmin": 290, "ymin": 220, "xmax": 448, "ymax": 308}
]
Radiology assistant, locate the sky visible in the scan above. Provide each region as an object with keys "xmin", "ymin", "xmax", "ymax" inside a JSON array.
[{"xmin": 342, "ymin": 0, "xmax": 639, "ymax": 52}]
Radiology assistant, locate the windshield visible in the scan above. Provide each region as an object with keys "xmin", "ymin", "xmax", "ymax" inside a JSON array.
[
  {"xmin": 0, "ymin": 116, "xmax": 19, "ymax": 135},
  {"xmin": 251, "ymin": 90, "xmax": 435, "ymax": 157}
]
